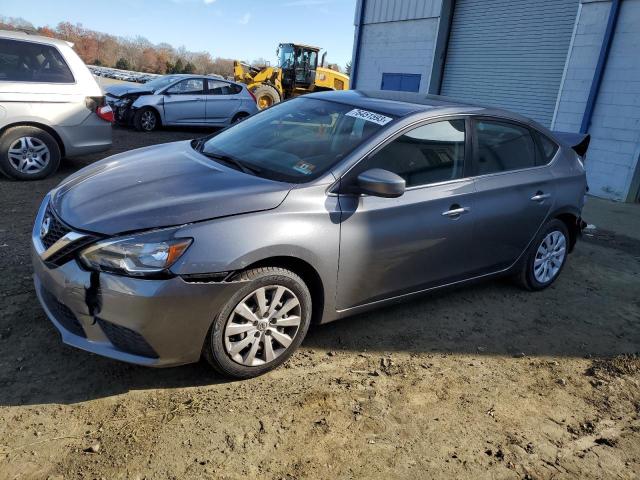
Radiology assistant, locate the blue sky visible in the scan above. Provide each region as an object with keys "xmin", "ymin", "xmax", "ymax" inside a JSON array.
[{"xmin": 2, "ymin": 0, "xmax": 357, "ymax": 67}]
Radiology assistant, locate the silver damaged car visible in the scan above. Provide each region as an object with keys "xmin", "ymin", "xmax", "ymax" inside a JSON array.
[
  {"xmin": 32, "ymin": 91, "xmax": 589, "ymax": 378},
  {"xmin": 104, "ymin": 74, "xmax": 258, "ymax": 132}
]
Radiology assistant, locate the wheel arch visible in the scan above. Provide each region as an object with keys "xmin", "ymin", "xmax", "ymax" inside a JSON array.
[
  {"xmin": 232, "ymin": 256, "xmax": 325, "ymax": 324},
  {"xmin": 0, "ymin": 121, "xmax": 66, "ymax": 157},
  {"xmin": 231, "ymin": 111, "xmax": 251, "ymax": 122},
  {"xmin": 133, "ymin": 105, "xmax": 163, "ymax": 126},
  {"xmin": 551, "ymin": 207, "xmax": 582, "ymax": 252}
]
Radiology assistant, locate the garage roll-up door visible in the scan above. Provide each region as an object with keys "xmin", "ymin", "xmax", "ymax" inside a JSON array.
[{"xmin": 441, "ymin": 0, "xmax": 579, "ymax": 126}]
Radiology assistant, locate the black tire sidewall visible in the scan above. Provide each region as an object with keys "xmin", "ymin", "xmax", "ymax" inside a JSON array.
[
  {"xmin": 134, "ymin": 108, "xmax": 159, "ymax": 132},
  {"xmin": 207, "ymin": 269, "xmax": 311, "ymax": 379},
  {"xmin": 0, "ymin": 126, "xmax": 61, "ymax": 180},
  {"xmin": 525, "ymin": 219, "xmax": 570, "ymax": 290}
]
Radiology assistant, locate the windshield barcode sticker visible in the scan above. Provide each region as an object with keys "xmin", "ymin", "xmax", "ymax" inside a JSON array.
[{"xmin": 345, "ymin": 109, "xmax": 393, "ymax": 126}]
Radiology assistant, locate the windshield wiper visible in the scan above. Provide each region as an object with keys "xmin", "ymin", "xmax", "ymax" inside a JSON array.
[
  {"xmin": 200, "ymin": 150, "xmax": 261, "ymax": 176},
  {"xmin": 193, "ymin": 137, "xmax": 206, "ymax": 152}
]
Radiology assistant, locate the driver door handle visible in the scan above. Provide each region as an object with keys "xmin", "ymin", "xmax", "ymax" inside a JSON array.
[
  {"xmin": 442, "ymin": 206, "xmax": 471, "ymax": 217},
  {"xmin": 530, "ymin": 192, "xmax": 551, "ymax": 202}
]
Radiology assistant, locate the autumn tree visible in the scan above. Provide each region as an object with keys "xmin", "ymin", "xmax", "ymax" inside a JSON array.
[{"xmin": 0, "ymin": 16, "xmax": 236, "ymax": 75}]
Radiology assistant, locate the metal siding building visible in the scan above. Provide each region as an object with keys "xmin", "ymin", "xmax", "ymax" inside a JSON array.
[
  {"xmin": 441, "ymin": 0, "xmax": 579, "ymax": 126},
  {"xmin": 351, "ymin": 0, "xmax": 640, "ymax": 202}
]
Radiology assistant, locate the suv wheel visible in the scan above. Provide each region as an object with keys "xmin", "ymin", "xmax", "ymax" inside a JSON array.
[
  {"xmin": 0, "ymin": 126, "xmax": 61, "ymax": 180},
  {"xmin": 515, "ymin": 218, "xmax": 569, "ymax": 291},
  {"xmin": 133, "ymin": 107, "xmax": 159, "ymax": 132},
  {"xmin": 204, "ymin": 267, "xmax": 312, "ymax": 379}
]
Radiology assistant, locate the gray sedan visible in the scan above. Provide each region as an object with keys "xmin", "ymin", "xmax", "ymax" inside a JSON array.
[
  {"xmin": 104, "ymin": 74, "xmax": 258, "ymax": 131},
  {"xmin": 32, "ymin": 90, "xmax": 589, "ymax": 378}
]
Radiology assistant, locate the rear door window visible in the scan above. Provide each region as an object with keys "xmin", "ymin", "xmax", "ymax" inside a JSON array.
[
  {"xmin": 207, "ymin": 79, "xmax": 241, "ymax": 95},
  {"xmin": 533, "ymin": 130, "xmax": 559, "ymax": 165},
  {"xmin": 0, "ymin": 38, "xmax": 74, "ymax": 83},
  {"xmin": 474, "ymin": 119, "xmax": 537, "ymax": 175}
]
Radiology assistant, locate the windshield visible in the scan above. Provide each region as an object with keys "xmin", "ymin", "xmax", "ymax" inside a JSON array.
[
  {"xmin": 144, "ymin": 75, "xmax": 183, "ymax": 91},
  {"xmin": 278, "ymin": 44, "xmax": 295, "ymax": 69},
  {"xmin": 199, "ymin": 97, "xmax": 394, "ymax": 183}
]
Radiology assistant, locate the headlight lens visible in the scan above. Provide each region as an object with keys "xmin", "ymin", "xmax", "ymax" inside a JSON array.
[{"xmin": 79, "ymin": 236, "xmax": 192, "ymax": 276}]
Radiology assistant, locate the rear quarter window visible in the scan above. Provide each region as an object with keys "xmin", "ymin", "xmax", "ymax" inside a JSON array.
[
  {"xmin": 0, "ymin": 38, "xmax": 75, "ymax": 84},
  {"xmin": 533, "ymin": 131, "xmax": 559, "ymax": 165}
]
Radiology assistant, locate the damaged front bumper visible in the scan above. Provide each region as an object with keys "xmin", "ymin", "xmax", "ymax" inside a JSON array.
[
  {"xmin": 105, "ymin": 95, "xmax": 135, "ymax": 125},
  {"xmin": 31, "ymin": 196, "xmax": 245, "ymax": 367}
]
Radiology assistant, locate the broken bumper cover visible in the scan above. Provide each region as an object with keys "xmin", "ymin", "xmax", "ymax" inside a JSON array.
[
  {"xmin": 32, "ymin": 249, "xmax": 244, "ymax": 367},
  {"xmin": 105, "ymin": 95, "xmax": 135, "ymax": 125}
]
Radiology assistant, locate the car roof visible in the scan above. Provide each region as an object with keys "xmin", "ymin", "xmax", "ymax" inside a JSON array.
[
  {"xmin": 0, "ymin": 29, "xmax": 73, "ymax": 48},
  {"xmin": 306, "ymin": 89, "xmax": 537, "ymax": 125},
  {"xmin": 163, "ymin": 73, "xmax": 243, "ymax": 86}
]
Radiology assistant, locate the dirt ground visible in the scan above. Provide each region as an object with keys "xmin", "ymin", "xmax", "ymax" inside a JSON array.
[{"xmin": 1, "ymin": 127, "xmax": 639, "ymax": 480}]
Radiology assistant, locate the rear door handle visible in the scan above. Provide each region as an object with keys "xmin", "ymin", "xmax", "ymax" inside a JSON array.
[
  {"xmin": 530, "ymin": 193, "xmax": 551, "ymax": 202},
  {"xmin": 442, "ymin": 206, "xmax": 470, "ymax": 217}
]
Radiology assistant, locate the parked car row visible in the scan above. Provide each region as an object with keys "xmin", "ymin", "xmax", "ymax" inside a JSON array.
[
  {"xmin": 88, "ymin": 65, "xmax": 159, "ymax": 84},
  {"xmin": 0, "ymin": 30, "xmax": 260, "ymax": 179},
  {"xmin": 1, "ymin": 30, "xmax": 591, "ymax": 380}
]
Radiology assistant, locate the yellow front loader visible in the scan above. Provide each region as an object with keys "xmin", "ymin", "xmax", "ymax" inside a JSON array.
[{"xmin": 234, "ymin": 43, "xmax": 350, "ymax": 110}]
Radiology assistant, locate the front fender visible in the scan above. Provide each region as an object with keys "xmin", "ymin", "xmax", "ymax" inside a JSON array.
[
  {"xmin": 131, "ymin": 94, "xmax": 164, "ymax": 121},
  {"xmin": 169, "ymin": 183, "xmax": 340, "ymax": 320}
]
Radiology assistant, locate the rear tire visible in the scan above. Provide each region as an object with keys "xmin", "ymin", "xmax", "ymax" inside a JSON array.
[
  {"xmin": 0, "ymin": 126, "xmax": 61, "ymax": 180},
  {"xmin": 514, "ymin": 218, "xmax": 569, "ymax": 291},
  {"xmin": 133, "ymin": 107, "xmax": 160, "ymax": 132},
  {"xmin": 252, "ymin": 85, "xmax": 281, "ymax": 110},
  {"xmin": 203, "ymin": 267, "xmax": 311, "ymax": 379}
]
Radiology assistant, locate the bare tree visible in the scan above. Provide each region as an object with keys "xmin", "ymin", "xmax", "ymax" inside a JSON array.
[{"xmin": 1, "ymin": 17, "xmax": 236, "ymax": 75}]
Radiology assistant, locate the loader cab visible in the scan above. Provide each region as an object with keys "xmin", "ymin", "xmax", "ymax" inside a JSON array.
[{"xmin": 278, "ymin": 43, "xmax": 319, "ymax": 90}]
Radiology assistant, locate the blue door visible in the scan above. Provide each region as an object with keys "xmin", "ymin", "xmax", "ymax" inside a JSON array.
[{"xmin": 381, "ymin": 73, "xmax": 421, "ymax": 92}]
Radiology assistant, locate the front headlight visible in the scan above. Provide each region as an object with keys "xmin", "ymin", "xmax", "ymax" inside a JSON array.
[{"xmin": 79, "ymin": 235, "xmax": 192, "ymax": 277}]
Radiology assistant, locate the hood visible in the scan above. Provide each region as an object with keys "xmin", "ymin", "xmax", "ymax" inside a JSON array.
[
  {"xmin": 51, "ymin": 141, "xmax": 292, "ymax": 235},
  {"xmin": 104, "ymin": 83, "xmax": 153, "ymax": 98}
]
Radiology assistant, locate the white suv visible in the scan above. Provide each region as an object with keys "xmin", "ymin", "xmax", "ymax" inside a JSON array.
[{"xmin": 0, "ymin": 30, "xmax": 113, "ymax": 180}]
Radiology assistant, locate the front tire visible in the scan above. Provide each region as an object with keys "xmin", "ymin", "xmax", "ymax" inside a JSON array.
[
  {"xmin": 133, "ymin": 107, "xmax": 160, "ymax": 132},
  {"xmin": 252, "ymin": 84, "xmax": 281, "ymax": 110},
  {"xmin": 0, "ymin": 126, "xmax": 61, "ymax": 180},
  {"xmin": 515, "ymin": 219, "xmax": 569, "ymax": 291},
  {"xmin": 204, "ymin": 267, "xmax": 312, "ymax": 379}
]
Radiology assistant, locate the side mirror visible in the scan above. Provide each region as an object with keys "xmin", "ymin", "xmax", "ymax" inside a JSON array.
[{"xmin": 355, "ymin": 168, "xmax": 405, "ymax": 198}]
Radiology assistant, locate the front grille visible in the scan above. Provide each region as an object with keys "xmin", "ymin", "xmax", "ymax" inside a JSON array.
[
  {"xmin": 46, "ymin": 236, "xmax": 97, "ymax": 266},
  {"xmin": 39, "ymin": 204, "xmax": 100, "ymax": 266},
  {"xmin": 97, "ymin": 318, "xmax": 159, "ymax": 358},
  {"xmin": 41, "ymin": 205, "xmax": 71, "ymax": 249},
  {"xmin": 40, "ymin": 288, "xmax": 86, "ymax": 338}
]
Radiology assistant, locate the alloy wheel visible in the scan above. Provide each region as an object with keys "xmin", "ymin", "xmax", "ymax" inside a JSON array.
[
  {"xmin": 7, "ymin": 136, "xmax": 50, "ymax": 174},
  {"xmin": 141, "ymin": 110, "xmax": 156, "ymax": 131},
  {"xmin": 224, "ymin": 285, "xmax": 302, "ymax": 367},
  {"xmin": 533, "ymin": 230, "xmax": 567, "ymax": 284}
]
